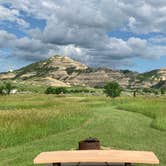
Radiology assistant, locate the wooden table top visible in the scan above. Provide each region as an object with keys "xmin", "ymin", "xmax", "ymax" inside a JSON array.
[{"xmin": 34, "ymin": 150, "xmax": 159, "ymax": 164}]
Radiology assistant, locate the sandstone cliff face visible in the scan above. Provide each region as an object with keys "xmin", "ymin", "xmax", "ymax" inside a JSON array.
[
  {"xmin": 0, "ymin": 72, "xmax": 16, "ymax": 79},
  {"xmin": 67, "ymin": 68, "xmax": 130, "ymax": 88},
  {"xmin": 0, "ymin": 55, "xmax": 165, "ymax": 89},
  {"xmin": 135, "ymin": 68, "xmax": 166, "ymax": 88},
  {"xmin": 47, "ymin": 56, "xmax": 87, "ymax": 70},
  {"xmin": 157, "ymin": 68, "xmax": 166, "ymax": 81}
]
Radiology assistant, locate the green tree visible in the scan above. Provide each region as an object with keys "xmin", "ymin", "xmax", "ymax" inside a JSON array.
[
  {"xmin": 5, "ymin": 82, "xmax": 13, "ymax": 94},
  {"xmin": 0, "ymin": 85, "xmax": 5, "ymax": 95},
  {"xmin": 0, "ymin": 82, "xmax": 15, "ymax": 95},
  {"xmin": 161, "ymin": 88, "xmax": 166, "ymax": 95},
  {"xmin": 104, "ymin": 82, "xmax": 122, "ymax": 98},
  {"xmin": 4, "ymin": 82, "xmax": 15, "ymax": 95},
  {"xmin": 45, "ymin": 87, "xmax": 55, "ymax": 94}
]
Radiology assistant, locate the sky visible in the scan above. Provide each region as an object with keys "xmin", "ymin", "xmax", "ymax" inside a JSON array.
[{"xmin": 0, "ymin": 0, "xmax": 166, "ymax": 73}]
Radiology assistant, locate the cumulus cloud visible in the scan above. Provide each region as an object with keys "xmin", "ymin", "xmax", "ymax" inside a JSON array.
[
  {"xmin": 0, "ymin": 0, "xmax": 166, "ymax": 71},
  {"xmin": 0, "ymin": 30, "xmax": 58, "ymax": 61},
  {"xmin": 0, "ymin": 5, "xmax": 29, "ymax": 27},
  {"xmin": 120, "ymin": 0, "xmax": 166, "ymax": 33},
  {"xmin": 0, "ymin": 30, "xmax": 16, "ymax": 48}
]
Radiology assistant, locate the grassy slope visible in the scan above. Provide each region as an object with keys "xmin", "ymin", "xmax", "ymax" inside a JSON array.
[{"xmin": 0, "ymin": 95, "xmax": 165, "ymax": 166}]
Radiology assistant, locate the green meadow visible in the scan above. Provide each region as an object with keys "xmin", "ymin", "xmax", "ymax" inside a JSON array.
[{"xmin": 0, "ymin": 94, "xmax": 165, "ymax": 166}]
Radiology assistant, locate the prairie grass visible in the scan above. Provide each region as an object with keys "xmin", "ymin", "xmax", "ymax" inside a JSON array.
[
  {"xmin": 0, "ymin": 94, "xmax": 91, "ymax": 149},
  {"xmin": 0, "ymin": 94, "xmax": 165, "ymax": 166}
]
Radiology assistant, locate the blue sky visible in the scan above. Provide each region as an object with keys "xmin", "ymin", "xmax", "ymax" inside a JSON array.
[{"xmin": 0, "ymin": 0, "xmax": 166, "ymax": 73}]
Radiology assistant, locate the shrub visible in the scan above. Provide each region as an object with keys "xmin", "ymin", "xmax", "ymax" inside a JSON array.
[
  {"xmin": 143, "ymin": 88, "xmax": 152, "ymax": 93},
  {"xmin": 45, "ymin": 86, "xmax": 95, "ymax": 95},
  {"xmin": 161, "ymin": 88, "xmax": 166, "ymax": 95},
  {"xmin": 153, "ymin": 89, "xmax": 159, "ymax": 95},
  {"xmin": 0, "ymin": 82, "xmax": 15, "ymax": 95},
  {"xmin": 104, "ymin": 82, "xmax": 122, "ymax": 98},
  {"xmin": 143, "ymin": 88, "xmax": 159, "ymax": 95},
  {"xmin": 66, "ymin": 67, "xmax": 76, "ymax": 75},
  {"xmin": 45, "ymin": 86, "xmax": 67, "ymax": 94}
]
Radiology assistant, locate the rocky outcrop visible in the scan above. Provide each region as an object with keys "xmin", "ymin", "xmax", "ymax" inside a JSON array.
[
  {"xmin": 135, "ymin": 68, "xmax": 166, "ymax": 88},
  {"xmin": 0, "ymin": 72, "xmax": 16, "ymax": 79},
  {"xmin": 40, "ymin": 77, "xmax": 70, "ymax": 87},
  {"xmin": 67, "ymin": 68, "xmax": 130, "ymax": 88},
  {"xmin": 152, "ymin": 80, "xmax": 166, "ymax": 89}
]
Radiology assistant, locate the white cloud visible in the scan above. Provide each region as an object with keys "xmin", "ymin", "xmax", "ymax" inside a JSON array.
[
  {"xmin": 0, "ymin": 0, "xmax": 166, "ymax": 70},
  {"xmin": 0, "ymin": 30, "xmax": 16, "ymax": 48},
  {"xmin": 0, "ymin": 5, "xmax": 29, "ymax": 27},
  {"xmin": 119, "ymin": 0, "xmax": 166, "ymax": 33},
  {"xmin": 149, "ymin": 36, "xmax": 166, "ymax": 45}
]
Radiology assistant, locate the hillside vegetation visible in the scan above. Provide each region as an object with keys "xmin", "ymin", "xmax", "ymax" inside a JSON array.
[
  {"xmin": 0, "ymin": 55, "xmax": 166, "ymax": 89},
  {"xmin": 0, "ymin": 94, "xmax": 165, "ymax": 166}
]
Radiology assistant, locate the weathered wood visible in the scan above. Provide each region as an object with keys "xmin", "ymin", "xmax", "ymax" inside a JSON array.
[{"xmin": 34, "ymin": 150, "xmax": 159, "ymax": 165}]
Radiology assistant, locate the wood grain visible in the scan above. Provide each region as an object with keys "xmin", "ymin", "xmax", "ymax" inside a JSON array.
[{"xmin": 34, "ymin": 150, "xmax": 159, "ymax": 164}]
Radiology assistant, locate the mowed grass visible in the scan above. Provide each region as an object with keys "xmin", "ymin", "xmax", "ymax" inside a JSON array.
[
  {"xmin": 0, "ymin": 94, "xmax": 165, "ymax": 166},
  {"xmin": 114, "ymin": 97, "xmax": 166, "ymax": 131}
]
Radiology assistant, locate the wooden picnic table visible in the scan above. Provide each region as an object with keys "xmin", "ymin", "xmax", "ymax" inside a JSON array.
[{"xmin": 34, "ymin": 150, "xmax": 159, "ymax": 166}]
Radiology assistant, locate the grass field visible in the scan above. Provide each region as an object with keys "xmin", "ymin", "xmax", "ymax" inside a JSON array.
[
  {"xmin": 0, "ymin": 94, "xmax": 165, "ymax": 166},
  {"xmin": 115, "ymin": 97, "xmax": 166, "ymax": 131}
]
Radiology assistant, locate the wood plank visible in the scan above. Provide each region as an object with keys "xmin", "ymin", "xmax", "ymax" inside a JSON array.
[{"xmin": 34, "ymin": 150, "xmax": 159, "ymax": 164}]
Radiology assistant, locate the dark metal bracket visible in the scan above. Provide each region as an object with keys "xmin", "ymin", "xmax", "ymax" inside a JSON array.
[
  {"xmin": 53, "ymin": 163, "xmax": 61, "ymax": 166},
  {"xmin": 50, "ymin": 162, "xmax": 133, "ymax": 166}
]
